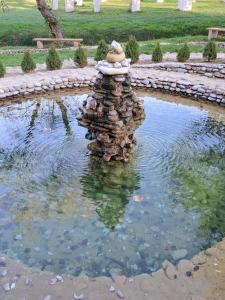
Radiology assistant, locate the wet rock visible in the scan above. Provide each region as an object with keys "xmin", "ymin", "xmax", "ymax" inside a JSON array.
[{"xmin": 172, "ymin": 249, "xmax": 188, "ymax": 260}]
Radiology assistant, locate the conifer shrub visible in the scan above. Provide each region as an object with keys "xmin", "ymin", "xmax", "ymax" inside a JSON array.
[
  {"xmin": 0, "ymin": 61, "xmax": 5, "ymax": 78},
  {"xmin": 21, "ymin": 51, "xmax": 36, "ymax": 73},
  {"xmin": 46, "ymin": 47, "xmax": 62, "ymax": 70},
  {"xmin": 74, "ymin": 46, "xmax": 87, "ymax": 67},
  {"xmin": 95, "ymin": 39, "xmax": 109, "ymax": 61},
  {"xmin": 203, "ymin": 41, "xmax": 217, "ymax": 62},
  {"xmin": 125, "ymin": 35, "xmax": 140, "ymax": 64},
  {"xmin": 177, "ymin": 43, "xmax": 190, "ymax": 62},
  {"xmin": 152, "ymin": 43, "xmax": 163, "ymax": 63}
]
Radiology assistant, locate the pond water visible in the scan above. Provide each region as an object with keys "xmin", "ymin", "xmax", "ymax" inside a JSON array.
[{"xmin": 0, "ymin": 92, "xmax": 224, "ymax": 277}]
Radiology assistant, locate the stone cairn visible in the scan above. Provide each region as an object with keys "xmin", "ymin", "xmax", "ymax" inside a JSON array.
[{"xmin": 77, "ymin": 41, "xmax": 145, "ymax": 162}]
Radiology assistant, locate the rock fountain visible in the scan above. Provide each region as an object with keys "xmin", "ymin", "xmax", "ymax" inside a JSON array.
[{"xmin": 77, "ymin": 41, "xmax": 145, "ymax": 162}]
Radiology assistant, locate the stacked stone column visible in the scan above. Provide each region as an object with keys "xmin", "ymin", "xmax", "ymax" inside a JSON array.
[{"xmin": 77, "ymin": 42, "xmax": 145, "ymax": 162}]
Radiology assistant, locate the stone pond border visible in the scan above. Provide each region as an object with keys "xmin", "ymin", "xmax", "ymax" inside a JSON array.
[
  {"xmin": 136, "ymin": 62, "xmax": 225, "ymax": 79},
  {"xmin": 0, "ymin": 72, "xmax": 225, "ymax": 107},
  {"xmin": 0, "ymin": 238, "xmax": 225, "ymax": 299},
  {"xmin": 0, "ymin": 68, "xmax": 225, "ymax": 298}
]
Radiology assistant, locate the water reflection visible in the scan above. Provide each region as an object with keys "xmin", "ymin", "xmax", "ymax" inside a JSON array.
[
  {"xmin": 81, "ymin": 159, "xmax": 140, "ymax": 230},
  {"xmin": 0, "ymin": 94, "xmax": 225, "ymax": 277},
  {"xmin": 172, "ymin": 116, "xmax": 225, "ymax": 246}
]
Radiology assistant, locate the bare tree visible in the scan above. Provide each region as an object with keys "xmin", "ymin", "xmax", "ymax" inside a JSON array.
[{"xmin": 36, "ymin": 0, "xmax": 63, "ymax": 38}]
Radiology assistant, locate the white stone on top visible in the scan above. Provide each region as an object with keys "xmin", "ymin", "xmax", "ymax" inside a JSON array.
[{"xmin": 96, "ymin": 59, "xmax": 131, "ymax": 75}]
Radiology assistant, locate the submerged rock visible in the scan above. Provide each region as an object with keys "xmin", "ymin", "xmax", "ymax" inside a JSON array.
[{"xmin": 172, "ymin": 249, "xmax": 188, "ymax": 261}]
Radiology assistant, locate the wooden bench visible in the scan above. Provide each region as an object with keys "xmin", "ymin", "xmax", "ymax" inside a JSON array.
[
  {"xmin": 33, "ymin": 38, "xmax": 83, "ymax": 49},
  {"xmin": 207, "ymin": 28, "xmax": 225, "ymax": 40}
]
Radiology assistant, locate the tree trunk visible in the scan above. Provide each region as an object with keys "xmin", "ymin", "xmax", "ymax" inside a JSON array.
[{"xmin": 36, "ymin": 0, "xmax": 63, "ymax": 38}]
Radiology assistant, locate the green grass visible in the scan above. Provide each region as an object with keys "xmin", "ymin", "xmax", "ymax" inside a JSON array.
[
  {"xmin": 1, "ymin": 35, "xmax": 225, "ymax": 67},
  {"xmin": 0, "ymin": 0, "xmax": 225, "ymax": 46}
]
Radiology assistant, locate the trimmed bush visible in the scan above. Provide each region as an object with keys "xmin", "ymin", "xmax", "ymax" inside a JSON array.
[
  {"xmin": 125, "ymin": 35, "xmax": 140, "ymax": 64},
  {"xmin": 74, "ymin": 46, "xmax": 87, "ymax": 67},
  {"xmin": 0, "ymin": 61, "xmax": 5, "ymax": 78},
  {"xmin": 46, "ymin": 47, "xmax": 62, "ymax": 70},
  {"xmin": 177, "ymin": 43, "xmax": 190, "ymax": 62},
  {"xmin": 21, "ymin": 51, "xmax": 36, "ymax": 73},
  {"xmin": 95, "ymin": 39, "xmax": 109, "ymax": 61},
  {"xmin": 203, "ymin": 41, "xmax": 217, "ymax": 62},
  {"xmin": 152, "ymin": 42, "xmax": 163, "ymax": 63}
]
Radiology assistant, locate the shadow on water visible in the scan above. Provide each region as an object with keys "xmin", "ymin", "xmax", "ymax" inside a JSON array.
[{"xmin": 80, "ymin": 158, "xmax": 141, "ymax": 230}]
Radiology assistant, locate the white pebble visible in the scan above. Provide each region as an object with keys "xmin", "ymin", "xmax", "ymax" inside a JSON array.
[
  {"xmin": 74, "ymin": 293, "xmax": 84, "ymax": 300},
  {"xmin": 109, "ymin": 285, "xmax": 115, "ymax": 292},
  {"xmin": 56, "ymin": 274, "xmax": 63, "ymax": 282},
  {"xmin": 11, "ymin": 282, "xmax": 16, "ymax": 289},
  {"xmin": 43, "ymin": 295, "xmax": 52, "ymax": 300}
]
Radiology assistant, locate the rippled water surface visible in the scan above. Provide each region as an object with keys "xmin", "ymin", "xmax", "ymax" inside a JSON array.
[{"xmin": 0, "ymin": 92, "xmax": 224, "ymax": 277}]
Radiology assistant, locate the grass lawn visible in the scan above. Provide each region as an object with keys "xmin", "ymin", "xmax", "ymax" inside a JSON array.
[
  {"xmin": 1, "ymin": 35, "xmax": 225, "ymax": 67},
  {"xmin": 0, "ymin": 0, "xmax": 225, "ymax": 46}
]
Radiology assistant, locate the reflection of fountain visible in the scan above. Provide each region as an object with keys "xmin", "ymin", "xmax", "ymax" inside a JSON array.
[
  {"xmin": 80, "ymin": 159, "xmax": 140, "ymax": 229},
  {"xmin": 77, "ymin": 41, "xmax": 145, "ymax": 162}
]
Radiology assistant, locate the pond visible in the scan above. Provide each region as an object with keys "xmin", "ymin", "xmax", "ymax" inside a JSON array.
[{"xmin": 0, "ymin": 91, "xmax": 224, "ymax": 277}]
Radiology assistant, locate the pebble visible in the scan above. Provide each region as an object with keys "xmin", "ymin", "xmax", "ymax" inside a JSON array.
[
  {"xmin": 3, "ymin": 282, "xmax": 16, "ymax": 292},
  {"xmin": 43, "ymin": 296, "xmax": 52, "ymax": 300},
  {"xmin": 109, "ymin": 285, "xmax": 115, "ymax": 292},
  {"xmin": 117, "ymin": 290, "xmax": 125, "ymax": 299},
  {"xmin": 74, "ymin": 293, "xmax": 84, "ymax": 300},
  {"xmin": 172, "ymin": 249, "xmax": 188, "ymax": 260},
  {"xmin": 14, "ymin": 234, "xmax": 22, "ymax": 241}
]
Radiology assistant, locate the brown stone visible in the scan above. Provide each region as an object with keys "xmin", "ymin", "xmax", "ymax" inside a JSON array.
[{"xmin": 77, "ymin": 72, "xmax": 145, "ymax": 161}]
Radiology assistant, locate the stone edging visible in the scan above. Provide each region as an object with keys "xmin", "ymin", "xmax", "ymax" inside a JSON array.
[
  {"xmin": 0, "ymin": 238, "xmax": 224, "ymax": 299},
  {"xmin": 135, "ymin": 62, "xmax": 225, "ymax": 79},
  {"xmin": 1, "ymin": 73, "xmax": 224, "ymax": 107}
]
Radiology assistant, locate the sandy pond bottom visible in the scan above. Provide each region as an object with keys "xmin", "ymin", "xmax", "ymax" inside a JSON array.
[{"xmin": 0, "ymin": 90, "xmax": 224, "ymax": 278}]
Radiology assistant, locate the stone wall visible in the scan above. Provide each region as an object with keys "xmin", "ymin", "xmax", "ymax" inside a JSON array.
[
  {"xmin": 0, "ymin": 73, "xmax": 225, "ymax": 106},
  {"xmin": 149, "ymin": 62, "xmax": 225, "ymax": 79}
]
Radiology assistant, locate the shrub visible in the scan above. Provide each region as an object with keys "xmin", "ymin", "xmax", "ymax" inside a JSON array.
[
  {"xmin": 203, "ymin": 41, "xmax": 217, "ymax": 62},
  {"xmin": 177, "ymin": 43, "xmax": 190, "ymax": 62},
  {"xmin": 95, "ymin": 39, "xmax": 109, "ymax": 61},
  {"xmin": 21, "ymin": 51, "xmax": 36, "ymax": 73},
  {"xmin": 0, "ymin": 61, "xmax": 5, "ymax": 78},
  {"xmin": 74, "ymin": 46, "xmax": 87, "ymax": 67},
  {"xmin": 46, "ymin": 47, "xmax": 62, "ymax": 70},
  {"xmin": 125, "ymin": 35, "xmax": 140, "ymax": 64},
  {"xmin": 152, "ymin": 42, "xmax": 163, "ymax": 63}
]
